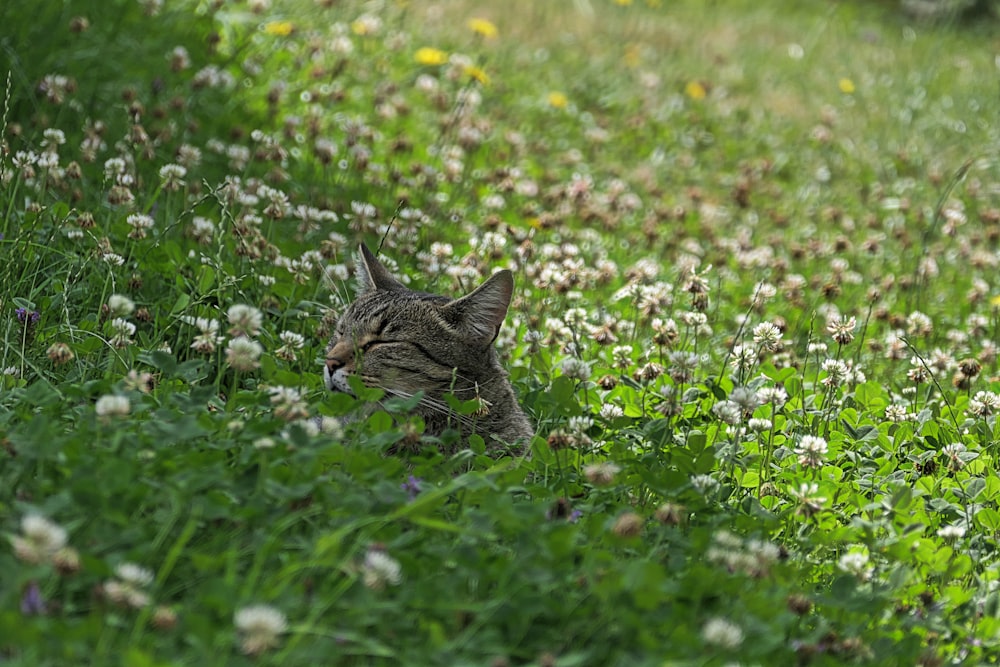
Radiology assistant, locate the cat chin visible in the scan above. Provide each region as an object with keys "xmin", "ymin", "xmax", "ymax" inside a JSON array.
[{"xmin": 323, "ymin": 365, "xmax": 354, "ymax": 394}]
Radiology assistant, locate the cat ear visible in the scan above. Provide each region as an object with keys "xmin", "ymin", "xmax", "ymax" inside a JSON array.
[
  {"xmin": 356, "ymin": 244, "xmax": 406, "ymax": 293},
  {"xmin": 441, "ymin": 270, "xmax": 514, "ymax": 344}
]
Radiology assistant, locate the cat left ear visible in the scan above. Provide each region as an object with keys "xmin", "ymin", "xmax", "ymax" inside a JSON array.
[
  {"xmin": 356, "ymin": 244, "xmax": 406, "ymax": 293},
  {"xmin": 442, "ymin": 270, "xmax": 514, "ymax": 344}
]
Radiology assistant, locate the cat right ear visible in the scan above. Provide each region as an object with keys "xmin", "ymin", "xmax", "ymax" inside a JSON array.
[{"xmin": 356, "ymin": 244, "xmax": 406, "ymax": 293}]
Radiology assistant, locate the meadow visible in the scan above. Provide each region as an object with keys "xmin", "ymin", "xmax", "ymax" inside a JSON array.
[{"xmin": 3, "ymin": 0, "xmax": 1000, "ymax": 664}]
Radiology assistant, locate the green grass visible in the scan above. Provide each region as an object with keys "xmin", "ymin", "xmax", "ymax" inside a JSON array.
[{"xmin": 4, "ymin": 0, "xmax": 1000, "ymax": 664}]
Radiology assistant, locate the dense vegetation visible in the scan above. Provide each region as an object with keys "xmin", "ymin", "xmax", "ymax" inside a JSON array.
[{"xmin": 3, "ymin": 0, "xmax": 1000, "ymax": 664}]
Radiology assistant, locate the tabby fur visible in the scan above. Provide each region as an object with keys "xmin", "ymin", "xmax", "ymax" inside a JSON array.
[{"xmin": 324, "ymin": 245, "xmax": 533, "ymax": 454}]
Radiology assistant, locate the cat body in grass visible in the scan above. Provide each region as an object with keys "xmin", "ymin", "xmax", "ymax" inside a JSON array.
[{"xmin": 324, "ymin": 245, "xmax": 533, "ymax": 454}]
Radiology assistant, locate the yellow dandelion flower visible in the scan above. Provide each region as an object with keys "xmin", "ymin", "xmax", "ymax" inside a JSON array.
[
  {"xmin": 614, "ymin": 0, "xmax": 633, "ymax": 5},
  {"xmin": 414, "ymin": 47, "xmax": 448, "ymax": 66},
  {"xmin": 623, "ymin": 44, "xmax": 641, "ymax": 68},
  {"xmin": 263, "ymin": 21, "xmax": 294, "ymax": 36},
  {"xmin": 990, "ymin": 294, "xmax": 1000, "ymax": 308},
  {"xmin": 838, "ymin": 78, "xmax": 855, "ymax": 94},
  {"xmin": 464, "ymin": 65, "xmax": 490, "ymax": 85},
  {"xmin": 548, "ymin": 91, "xmax": 568, "ymax": 109},
  {"xmin": 468, "ymin": 18, "xmax": 498, "ymax": 39},
  {"xmin": 685, "ymin": 80, "xmax": 707, "ymax": 100}
]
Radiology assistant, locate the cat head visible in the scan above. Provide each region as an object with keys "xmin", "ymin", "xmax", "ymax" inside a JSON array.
[{"xmin": 324, "ymin": 245, "xmax": 515, "ymax": 400}]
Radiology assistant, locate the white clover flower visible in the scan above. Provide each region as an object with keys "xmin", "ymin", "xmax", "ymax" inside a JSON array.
[
  {"xmin": 226, "ymin": 337, "xmax": 264, "ymax": 372},
  {"xmin": 234, "ymin": 604, "xmax": 288, "ymax": 656},
  {"xmin": 115, "ymin": 562, "xmax": 154, "ymax": 587},
  {"xmin": 227, "ymin": 304, "xmax": 263, "ymax": 338},
  {"xmin": 752, "ymin": 321, "xmax": 782, "ymax": 351},
  {"xmin": 583, "ymin": 462, "xmax": 621, "ymax": 486},
  {"xmin": 937, "ymin": 524, "xmax": 966, "ymax": 541},
  {"xmin": 107, "ymin": 294, "xmax": 135, "ymax": 317},
  {"xmin": 711, "ymin": 400, "xmax": 741, "ymax": 425},
  {"xmin": 361, "ymin": 548, "xmax": 402, "ymax": 590},
  {"xmin": 559, "ymin": 357, "xmax": 592, "ymax": 381},
  {"xmin": 12, "ymin": 514, "xmax": 69, "ymax": 564},
  {"xmin": 795, "ymin": 435, "xmax": 828, "ymax": 469},
  {"xmin": 730, "ymin": 344, "xmax": 758, "ymax": 373},
  {"xmin": 837, "ymin": 550, "xmax": 872, "ymax": 581},
  {"xmin": 599, "ymin": 403, "xmax": 624, "ymax": 419},
  {"xmin": 884, "ymin": 404, "xmax": 911, "ymax": 422},
  {"xmin": 701, "ymin": 617, "xmax": 744, "ymax": 650},
  {"xmin": 690, "ymin": 474, "xmax": 719, "ymax": 496},
  {"xmin": 96, "ymin": 394, "xmax": 131, "ymax": 418}
]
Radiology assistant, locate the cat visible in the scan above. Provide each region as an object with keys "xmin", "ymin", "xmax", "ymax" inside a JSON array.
[{"xmin": 324, "ymin": 244, "xmax": 533, "ymax": 455}]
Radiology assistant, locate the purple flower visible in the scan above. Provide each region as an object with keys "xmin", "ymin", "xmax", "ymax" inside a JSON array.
[
  {"xmin": 15, "ymin": 308, "xmax": 40, "ymax": 325},
  {"xmin": 400, "ymin": 475, "xmax": 422, "ymax": 501},
  {"xmin": 21, "ymin": 581, "xmax": 45, "ymax": 616}
]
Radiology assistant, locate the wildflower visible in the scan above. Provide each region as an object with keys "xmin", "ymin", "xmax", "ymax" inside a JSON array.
[
  {"xmin": 15, "ymin": 308, "xmax": 40, "ymax": 326},
  {"xmin": 20, "ymin": 582, "xmax": 46, "ymax": 616},
  {"xmin": 548, "ymin": 91, "xmax": 569, "ymax": 109},
  {"xmin": 559, "ymin": 357, "xmax": 592, "ymax": 381},
  {"xmin": 464, "ymin": 64, "xmax": 490, "ymax": 85},
  {"xmin": 123, "ymin": 370, "xmax": 155, "ymax": 393},
  {"xmin": 748, "ymin": 417, "xmax": 772, "ymax": 432},
  {"xmin": 752, "ymin": 321, "xmax": 782, "ymax": 351},
  {"xmin": 269, "ymin": 386, "xmax": 309, "ymax": 421},
  {"xmin": 789, "ymin": 482, "xmax": 826, "ymax": 517},
  {"xmin": 941, "ymin": 442, "xmax": 970, "ymax": 471},
  {"xmin": 729, "ymin": 386, "xmax": 760, "ymax": 414},
  {"xmin": 937, "ymin": 524, "xmax": 966, "ymax": 541},
  {"xmin": 612, "ymin": 512, "xmax": 644, "ymax": 537},
  {"xmin": 11, "ymin": 514, "xmax": 68, "ymax": 564},
  {"xmin": 968, "ymin": 391, "xmax": 1000, "ymax": 418},
  {"xmin": 350, "ymin": 13, "xmax": 381, "ymax": 36},
  {"xmin": 838, "ymin": 77, "xmax": 855, "ymax": 94},
  {"xmin": 361, "ymin": 547, "xmax": 402, "ymax": 590},
  {"xmin": 730, "ymin": 344, "xmax": 758, "ymax": 374},
  {"xmin": 414, "ymin": 47, "xmax": 448, "ymax": 66},
  {"xmin": 837, "ymin": 550, "xmax": 871, "ymax": 581},
  {"xmin": 668, "ymin": 350, "xmax": 700, "ymax": 383},
  {"xmin": 109, "ymin": 318, "xmax": 136, "ymax": 348},
  {"xmin": 275, "ymin": 330, "xmax": 306, "ymax": 362},
  {"xmin": 95, "ymin": 394, "xmax": 131, "ymax": 418},
  {"xmin": 827, "ymin": 315, "xmax": 856, "ymax": 345},
  {"xmin": 654, "ymin": 502, "xmax": 686, "ymax": 526},
  {"xmin": 884, "ymin": 404, "xmax": 911, "ymax": 422},
  {"xmin": 907, "ymin": 357, "xmax": 931, "ymax": 384},
  {"xmin": 263, "ymin": 20, "xmax": 294, "ymax": 36},
  {"xmin": 107, "ymin": 294, "xmax": 135, "ymax": 317},
  {"xmin": 227, "ymin": 304, "xmax": 263, "ymax": 338},
  {"xmin": 691, "ymin": 473, "xmax": 720, "ymax": 496},
  {"xmin": 104, "ymin": 562, "xmax": 154, "ymax": 609},
  {"xmin": 183, "ymin": 316, "xmax": 221, "ymax": 354},
  {"xmin": 152, "ymin": 606, "xmax": 178, "ymax": 630},
  {"xmin": 468, "ymin": 17, "xmax": 498, "ymax": 38},
  {"xmin": 583, "ymin": 462, "xmax": 621, "ymax": 486},
  {"xmin": 821, "ymin": 358, "xmax": 848, "ymax": 387},
  {"xmin": 701, "ymin": 617, "xmax": 743, "ymax": 650},
  {"xmin": 158, "ymin": 163, "xmax": 186, "ymax": 191},
  {"xmin": 226, "ymin": 337, "xmax": 264, "ymax": 372},
  {"xmin": 401, "ymin": 475, "xmax": 422, "ymax": 501},
  {"xmin": 634, "ymin": 361, "xmax": 664, "ymax": 383},
  {"xmin": 906, "ymin": 311, "xmax": 933, "ymax": 337},
  {"xmin": 46, "ymin": 342, "xmax": 75, "ymax": 365},
  {"xmin": 599, "ymin": 403, "xmax": 624, "ymax": 419},
  {"xmin": 126, "ymin": 213, "xmax": 154, "ymax": 239},
  {"xmin": 711, "ymin": 400, "xmax": 741, "ymax": 425},
  {"xmin": 234, "ymin": 604, "xmax": 288, "ymax": 656},
  {"xmin": 795, "ymin": 435, "xmax": 828, "ymax": 469}
]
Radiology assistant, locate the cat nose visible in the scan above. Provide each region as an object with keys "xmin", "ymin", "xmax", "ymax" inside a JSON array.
[{"xmin": 326, "ymin": 357, "xmax": 344, "ymax": 372}]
